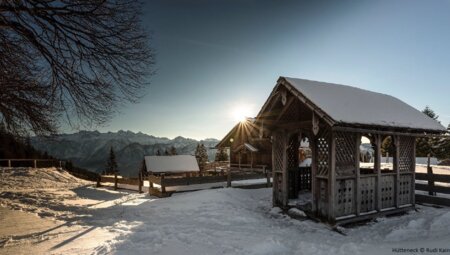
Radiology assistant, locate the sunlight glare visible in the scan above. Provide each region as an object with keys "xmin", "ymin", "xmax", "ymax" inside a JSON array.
[{"xmin": 231, "ymin": 104, "xmax": 253, "ymax": 123}]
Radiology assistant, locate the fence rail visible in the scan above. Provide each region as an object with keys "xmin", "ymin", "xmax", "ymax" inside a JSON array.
[{"xmin": 415, "ymin": 165, "xmax": 450, "ymax": 206}]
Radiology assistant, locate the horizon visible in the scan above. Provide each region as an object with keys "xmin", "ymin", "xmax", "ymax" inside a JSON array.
[{"xmin": 62, "ymin": 0, "xmax": 450, "ymax": 140}]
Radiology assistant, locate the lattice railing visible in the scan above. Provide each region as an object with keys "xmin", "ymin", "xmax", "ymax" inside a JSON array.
[
  {"xmin": 335, "ymin": 132, "xmax": 357, "ymax": 176},
  {"xmin": 399, "ymin": 136, "xmax": 415, "ymax": 173},
  {"xmin": 273, "ymin": 133, "xmax": 284, "ymax": 173},
  {"xmin": 287, "ymin": 134, "xmax": 299, "ymax": 170},
  {"xmin": 316, "ymin": 129, "xmax": 330, "ymax": 177}
]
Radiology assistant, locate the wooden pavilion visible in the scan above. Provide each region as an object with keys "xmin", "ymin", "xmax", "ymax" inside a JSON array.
[
  {"xmin": 254, "ymin": 77, "xmax": 446, "ymax": 224},
  {"xmin": 216, "ymin": 118, "xmax": 272, "ymax": 169}
]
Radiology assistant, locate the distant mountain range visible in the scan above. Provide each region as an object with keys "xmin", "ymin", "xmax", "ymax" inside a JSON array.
[{"xmin": 31, "ymin": 130, "xmax": 219, "ymax": 177}]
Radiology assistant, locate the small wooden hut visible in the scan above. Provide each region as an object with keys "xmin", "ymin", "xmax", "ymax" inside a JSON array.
[
  {"xmin": 216, "ymin": 118, "xmax": 272, "ymax": 169},
  {"xmin": 255, "ymin": 77, "xmax": 446, "ymax": 224}
]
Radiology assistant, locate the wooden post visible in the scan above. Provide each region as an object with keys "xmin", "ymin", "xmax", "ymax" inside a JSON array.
[
  {"xmin": 138, "ymin": 171, "xmax": 143, "ymax": 193},
  {"xmin": 96, "ymin": 176, "xmax": 101, "ymax": 187},
  {"xmin": 238, "ymin": 152, "xmax": 241, "ymax": 170},
  {"xmin": 310, "ymin": 133, "xmax": 317, "ymax": 214},
  {"xmin": 272, "ymin": 134, "xmax": 277, "ymax": 207},
  {"xmin": 227, "ymin": 168, "xmax": 232, "ymax": 187},
  {"xmin": 328, "ymin": 131, "xmax": 336, "ymax": 222},
  {"xmin": 7, "ymin": 160, "xmax": 11, "ymax": 168},
  {"xmin": 264, "ymin": 166, "xmax": 270, "ymax": 187},
  {"xmin": 281, "ymin": 131, "xmax": 289, "ymax": 208},
  {"xmin": 33, "ymin": 160, "xmax": 37, "ymax": 168},
  {"xmin": 375, "ymin": 134, "xmax": 382, "ymax": 212},
  {"xmin": 394, "ymin": 136, "xmax": 400, "ymax": 208},
  {"xmin": 411, "ymin": 138, "xmax": 416, "ymax": 205},
  {"xmin": 114, "ymin": 172, "xmax": 118, "ymax": 190},
  {"xmin": 427, "ymin": 153, "xmax": 435, "ymax": 196},
  {"xmin": 355, "ymin": 133, "xmax": 361, "ymax": 216},
  {"xmin": 161, "ymin": 174, "xmax": 166, "ymax": 194},
  {"xmin": 148, "ymin": 174, "xmax": 153, "ymax": 195}
]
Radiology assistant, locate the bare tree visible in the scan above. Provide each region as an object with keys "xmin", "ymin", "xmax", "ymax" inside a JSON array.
[{"xmin": 0, "ymin": 0, "xmax": 155, "ymax": 135}]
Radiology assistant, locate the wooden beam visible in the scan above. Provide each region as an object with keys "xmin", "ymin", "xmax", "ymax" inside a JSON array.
[
  {"xmin": 275, "ymin": 96, "xmax": 295, "ymax": 122},
  {"xmin": 332, "ymin": 126, "xmax": 442, "ymax": 137},
  {"xmin": 416, "ymin": 194, "xmax": 450, "ymax": 207}
]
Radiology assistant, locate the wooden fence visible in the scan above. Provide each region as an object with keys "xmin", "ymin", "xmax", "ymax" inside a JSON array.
[
  {"xmin": 415, "ymin": 165, "xmax": 450, "ymax": 207},
  {"xmin": 0, "ymin": 159, "xmax": 64, "ymax": 168}
]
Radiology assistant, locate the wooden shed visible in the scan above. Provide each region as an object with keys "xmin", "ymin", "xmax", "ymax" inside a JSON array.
[{"xmin": 255, "ymin": 77, "xmax": 446, "ymax": 224}]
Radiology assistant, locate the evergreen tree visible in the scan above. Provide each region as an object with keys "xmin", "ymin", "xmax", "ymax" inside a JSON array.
[
  {"xmin": 156, "ymin": 149, "xmax": 161, "ymax": 156},
  {"xmin": 435, "ymin": 124, "xmax": 450, "ymax": 160},
  {"xmin": 215, "ymin": 147, "xmax": 228, "ymax": 162},
  {"xmin": 416, "ymin": 106, "xmax": 441, "ymax": 157},
  {"xmin": 195, "ymin": 143, "xmax": 208, "ymax": 171},
  {"xmin": 164, "ymin": 149, "xmax": 170, "ymax": 156},
  {"xmin": 105, "ymin": 146, "xmax": 118, "ymax": 175},
  {"xmin": 381, "ymin": 136, "xmax": 395, "ymax": 157},
  {"xmin": 170, "ymin": 146, "xmax": 177, "ymax": 155}
]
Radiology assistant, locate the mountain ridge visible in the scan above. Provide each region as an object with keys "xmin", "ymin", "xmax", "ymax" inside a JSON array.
[{"xmin": 31, "ymin": 130, "xmax": 219, "ymax": 177}]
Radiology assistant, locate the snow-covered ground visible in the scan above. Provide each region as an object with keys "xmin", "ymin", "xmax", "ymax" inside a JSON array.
[{"xmin": 1, "ymin": 167, "xmax": 450, "ymax": 255}]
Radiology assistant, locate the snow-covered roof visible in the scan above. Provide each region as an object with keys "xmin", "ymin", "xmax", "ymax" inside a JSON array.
[
  {"xmin": 144, "ymin": 155, "xmax": 199, "ymax": 173},
  {"xmin": 282, "ymin": 77, "xmax": 446, "ymax": 132},
  {"xmin": 244, "ymin": 143, "xmax": 258, "ymax": 152}
]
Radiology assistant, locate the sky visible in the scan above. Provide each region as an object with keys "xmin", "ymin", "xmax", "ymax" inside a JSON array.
[{"xmin": 93, "ymin": 0, "xmax": 449, "ymax": 140}]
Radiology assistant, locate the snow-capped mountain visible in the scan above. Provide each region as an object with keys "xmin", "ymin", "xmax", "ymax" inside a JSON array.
[{"xmin": 31, "ymin": 130, "xmax": 219, "ymax": 177}]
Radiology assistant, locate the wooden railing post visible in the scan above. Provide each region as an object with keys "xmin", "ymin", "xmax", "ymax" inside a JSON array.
[
  {"xmin": 7, "ymin": 160, "xmax": 11, "ymax": 168},
  {"xmin": 161, "ymin": 174, "xmax": 166, "ymax": 194},
  {"xmin": 148, "ymin": 174, "xmax": 152, "ymax": 195},
  {"xmin": 138, "ymin": 171, "xmax": 143, "ymax": 193},
  {"xmin": 227, "ymin": 168, "xmax": 232, "ymax": 187},
  {"xmin": 33, "ymin": 160, "xmax": 37, "ymax": 168},
  {"xmin": 264, "ymin": 166, "xmax": 270, "ymax": 187},
  {"xmin": 427, "ymin": 154, "xmax": 435, "ymax": 196},
  {"xmin": 96, "ymin": 176, "xmax": 101, "ymax": 187},
  {"xmin": 114, "ymin": 173, "xmax": 118, "ymax": 190}
]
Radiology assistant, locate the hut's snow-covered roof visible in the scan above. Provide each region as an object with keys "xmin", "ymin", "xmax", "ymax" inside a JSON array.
[
  {"xmin": 282, "ymin": 77, "xmax": 446, "ymax": 132},
  {"xmin": 144, "ymin": 155, "xmax": 199, "ymax": 173}
]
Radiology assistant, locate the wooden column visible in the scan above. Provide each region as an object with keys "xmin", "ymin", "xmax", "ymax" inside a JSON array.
[
  {"xmin": 394, "ymin": 136, "xmax": 400, "ymax": 208},
  {"xmin": 375, "ymin": 134, "xmax": 382, "ymax": 212},
  {"xmin": 411, "ymin": 138, "xmax": 416, "ymax": 205},
  {"xmin": 281, "ymin": 131, "xmax": 289, "ymax": 207},
  {"xmin": 427, "ymin": 153, "xmax": 435, "ymax": 196},
  {"xmin": 227, "ymin": 168, "xmax": 232, "ymax": 187},
  {"xmin": 328, "ymin": 131, "xmax": 336, "ymax": 222},
  {"xmin": 272, "ymin": 134, "xmax": 277, "ymax": 207},
  {"xmin": 355, "ymin": 133, "xmax": 361, "ymax": 216},
  {"xmin": 310, "ymin": 134, "xmax": 317, "ymax": 214}
]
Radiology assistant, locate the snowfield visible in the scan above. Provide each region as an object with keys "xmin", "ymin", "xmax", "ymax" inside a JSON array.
[{"xmin": 1, "ymin": 167, "xmax": 450, "ymax": 255}]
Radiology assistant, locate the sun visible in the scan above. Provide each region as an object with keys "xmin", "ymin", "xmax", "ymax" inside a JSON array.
[{"xmin": 231, "ymin": 104, "xmax": 253, "ymax": 123}]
